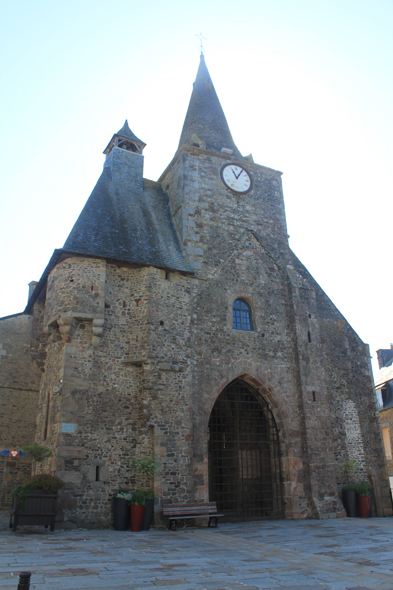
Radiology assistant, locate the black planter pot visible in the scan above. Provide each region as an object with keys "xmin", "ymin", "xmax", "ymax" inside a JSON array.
[
  {"xmin": 369, "ymin": 490, "xmax": 374, "ymax": 517},
  {"xmin": 113, "ymin": 497, "xmax": 130, "ymax": 530},
  {"xmin": 342, "ymin": 489, "xmax": 357, "ymax": 517},
  {"xmin": 142, "ymin": 498, "xmax": 154, "ymax": 530}
]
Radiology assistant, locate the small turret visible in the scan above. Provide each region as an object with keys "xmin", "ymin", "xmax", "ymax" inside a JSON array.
[{"xmin": 103, "ymin": 120, "xmax": 146, "ymax": 158}]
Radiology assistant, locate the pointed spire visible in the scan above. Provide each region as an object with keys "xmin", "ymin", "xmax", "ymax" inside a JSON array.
[
  {"xmin": 103, "ymin": 120, "xmax": 146, "ymax": 156},
  {"xmin": 178, "ymin": 55, "xmax": 241, "ymax": 157},
  {"xmin": 116, "ymin": 120, "xmax": 145, "ymax": 145}
]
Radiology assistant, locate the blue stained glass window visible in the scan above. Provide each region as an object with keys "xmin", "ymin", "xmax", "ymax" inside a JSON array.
[{"xmin": 233, "ymin": 299, "xmax": 253, "ymax": 331}]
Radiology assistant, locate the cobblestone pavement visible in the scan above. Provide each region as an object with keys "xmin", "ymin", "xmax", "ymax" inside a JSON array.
[{"xmin": 1, "ymin": 511, "xmax": 393, "ymax": 590}]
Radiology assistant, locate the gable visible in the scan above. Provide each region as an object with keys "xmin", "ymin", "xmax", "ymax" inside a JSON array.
[{"xmin": 208, "ymin": 230, "xmax": 282, "ymax": 284}]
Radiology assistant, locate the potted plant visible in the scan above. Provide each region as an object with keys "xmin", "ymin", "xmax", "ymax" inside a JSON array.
[
  {"xmin": 130, "ymin": 489, "xmax": 148, "ymax": 532},
  {"xmin": 113, "ymin": 490, "xmax": 132, "ymax": 531},
  {"xmin": 356, "ymin": 481, "xmax": 373, "ymax": 518},
  {"xmin": 130, "ymin": 453, "xmax": 160, "ymax": 530},
  {"xmin": 338, "ymin": 460, "xmax": 359, "ymax": 517},
  {"xmin": 10, "ymin": 473, "xmax": 64, "ymax": 531}
]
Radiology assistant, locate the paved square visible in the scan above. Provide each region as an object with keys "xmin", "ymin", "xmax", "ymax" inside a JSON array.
[{"xmin": 1, "ymin": 513, "xmax": 393, "ymax": 589}]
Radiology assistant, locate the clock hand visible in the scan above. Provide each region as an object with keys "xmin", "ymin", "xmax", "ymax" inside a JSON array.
[{"xmin": 231, "ymin": 168, "xmax": 243, "ymax": 179}]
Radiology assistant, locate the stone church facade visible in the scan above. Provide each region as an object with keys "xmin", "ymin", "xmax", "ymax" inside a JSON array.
[{"xmin": 1, "ymin": 55, "xmax": 391, "ymax": 525}]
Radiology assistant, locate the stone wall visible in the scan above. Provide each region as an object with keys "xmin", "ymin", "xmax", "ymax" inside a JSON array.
[
  {"xmin": 32, "ymin": 260, "xmax": 193, "ymax": 527},
  {"xmin": 285, "ymin": 254, "xmax": 392, "ymax": 515},
  {"xmin": 161, "ymin": 148, "xmax": 288, "ymax": 272},
  {"xmin": 44, "ymin": 258, "xmax": 106, "ymax": 331},
  {"xmin": 0, "ymin": 314, "xmax": 41, "ymax": 507},
  {"xmin": 186, "ymin": 234, "xmax": 315, "ymax": 518},
  {"xmin": 315, "ymin": 312, "xmax": 391, "ymax": 514}
]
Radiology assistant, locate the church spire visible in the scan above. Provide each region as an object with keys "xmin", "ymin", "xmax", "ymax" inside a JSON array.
[{"xmin": 178, "ymin": 55, "xmax": 241, "ymax": 157}]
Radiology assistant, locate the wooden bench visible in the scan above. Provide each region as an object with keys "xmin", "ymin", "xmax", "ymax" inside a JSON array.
[{"xmin": 162, "ymin": 502, "xmax": 223, "ymax": 531}]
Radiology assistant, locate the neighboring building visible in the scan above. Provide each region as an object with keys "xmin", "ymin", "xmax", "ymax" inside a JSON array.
[
  {"xmin": 375, "ymin": 345, "xmax": 393, "ymax": 500},
  {"xmin": 1, "ymin": 55, "xmax": 392, "ymax": 526},
  {"xmin": 0, "ymin": 309, "xmax": 41, "ymax": 508}
]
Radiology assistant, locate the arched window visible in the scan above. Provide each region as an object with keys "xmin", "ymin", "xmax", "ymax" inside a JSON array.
[{"xmin": 233, "ymin": 299, "xmax": 253, "ymax": 331}]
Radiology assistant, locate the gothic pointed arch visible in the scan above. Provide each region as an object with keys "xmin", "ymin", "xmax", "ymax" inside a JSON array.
[{"xmin": 208, "ymin": 378, "xmax": 284, "ymax": 520}]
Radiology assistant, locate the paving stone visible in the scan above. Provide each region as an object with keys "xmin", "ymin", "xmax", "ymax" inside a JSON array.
[{"xmin": 1, "ymin": 517, "xmax": 393, "ymax": 589}]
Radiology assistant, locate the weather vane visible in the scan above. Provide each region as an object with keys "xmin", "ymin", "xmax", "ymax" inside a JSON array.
[{"xmin": 196, "ymin": 33, "xmax": 206, "ymax": 55}]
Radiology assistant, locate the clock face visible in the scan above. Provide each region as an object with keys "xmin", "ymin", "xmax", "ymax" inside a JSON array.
[{"xmin": 220, "ymin": 163, "xmax": 252, "ymax": 194}]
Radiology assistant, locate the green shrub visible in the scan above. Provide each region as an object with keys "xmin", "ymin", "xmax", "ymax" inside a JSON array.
[
  {"xmin": 21, "ymin": 443, "xmax": 53, "ymax": 462},
  {"xmin": 131, "ymin": 489, "xmax": 148, "ymax": 506},
  {"xmin": 13, "ymin": 474, "xmax": 64, "ymax": 507},
  {"xmin": 342, "ymin": 483, "xmax": 358, "ymax": 491},
  {"xmin": 338, "ymin": 460, "xmax": 360, "ymax": 482},
  {"xmin": 26, "ymin": 474, "xmax": 64, "ymax": 492},
  {"xmin": 130, "ymin": 453, "xmax": 160, "ymax": 477},
  {"xmin": 144, "ymin": 487, "xmax": 154, "ymax": 500}
]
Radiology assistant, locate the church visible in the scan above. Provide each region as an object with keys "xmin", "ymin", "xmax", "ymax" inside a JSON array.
[{"xmin": 0, "ymin": 55, "xmax": 391, "ymax": 526}]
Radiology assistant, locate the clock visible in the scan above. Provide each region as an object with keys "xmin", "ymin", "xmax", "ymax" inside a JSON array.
[{"xmin": 220, "ymin": 163, "xmax": 252, "ymax": 194}]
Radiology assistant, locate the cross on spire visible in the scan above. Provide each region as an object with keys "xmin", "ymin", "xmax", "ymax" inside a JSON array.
[{"xmin": 195, "ymin": 33, "xmax": 206, "ymax": 55}]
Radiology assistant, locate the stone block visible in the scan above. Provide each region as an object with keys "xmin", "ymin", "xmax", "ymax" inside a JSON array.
[
  {"xmin": 58, "ymin": 471, "xmax": 82, "ymax": 484},
  {"xmin": 57, "ymin": 446, "xmax": 85, "ymax": 458}
]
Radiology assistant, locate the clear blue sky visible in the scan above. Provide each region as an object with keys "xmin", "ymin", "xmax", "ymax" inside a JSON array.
[{"xmin": 1, "ymin": 0, "xmax": 392, "ymax": 372}]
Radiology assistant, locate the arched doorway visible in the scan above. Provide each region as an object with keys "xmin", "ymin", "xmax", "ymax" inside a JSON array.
[{"xmin": 208, "ymin": 378, "xmax": 284, "ymax": 520}]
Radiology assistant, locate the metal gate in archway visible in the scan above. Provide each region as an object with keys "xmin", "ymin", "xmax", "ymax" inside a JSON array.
[{"xmin": 208, "ymin": 379, "xmax": 284, "ymax": 520}]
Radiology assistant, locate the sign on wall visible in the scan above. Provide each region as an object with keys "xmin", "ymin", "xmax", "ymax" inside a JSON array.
[{"xmin": 0, "ymin": 449, "xmax": 29, "ymax": 457}]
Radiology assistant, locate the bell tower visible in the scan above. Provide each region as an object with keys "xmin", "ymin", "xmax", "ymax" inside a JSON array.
[
  {"xmin": 103, "ymin": 119, "xmax": 146, "ymax": 157},
  {"xmin": 159, "ymin": 55, "xmax": 288, "ymax": 273}
]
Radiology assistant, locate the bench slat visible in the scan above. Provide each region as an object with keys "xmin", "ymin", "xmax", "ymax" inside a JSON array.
[
  {"xmin": 163, "ymin": 502, "xmax": 216, "ymax": 510},
  {"xmin": 163, "ymin": 503, "xmax": 217, "ymax": 507},
  {"xmin": 163, "ymin": 507, "xmax": 218, "ymax": 515},
  {"xmin": 163, "ymin": 502, "xmax": 223, "ymax": 530},
  {"xmin": 168, "ymin": 514, "xmax": 224, "ymax": 520}
]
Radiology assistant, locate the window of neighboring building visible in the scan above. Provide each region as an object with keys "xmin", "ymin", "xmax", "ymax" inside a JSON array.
[
  {"xmin": 233, "ymin": 299, "xmax": 253, "ymax": 331},
  {"xmin": 376, "ymin": 388, "xmax": 384, "ymax": 409},
  {"xmin": 382, "ymin": 386, "xmax": 389, "ymax": 406},
  {"xmin": 382, "ymin": 426, "xmax": 392, "ymax": 460}
]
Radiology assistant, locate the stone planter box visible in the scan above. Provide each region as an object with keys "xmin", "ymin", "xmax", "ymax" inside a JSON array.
[{"xmin": 9, "ymin": 490, "xmax": 57, "ymax": 531}]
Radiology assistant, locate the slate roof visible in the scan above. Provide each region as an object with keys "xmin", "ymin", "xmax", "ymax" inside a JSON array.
[
  {"xmin": 63, "ymin": 167, "xmax": 190, "ymax": 273},
  {"xmin": 116, "ymin": 120, "xmax": 144, "ymax": 144},
  {"xmin": 178, "ymin": 54, "xmax": 242, "ymax": 157},
  {"xmin": 103, "ymin": 120, "xmax": 146, "ymax": 154},
  {"xmin": 375, "ymin": 365, "xmax": 393, "ymax": 389}
]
